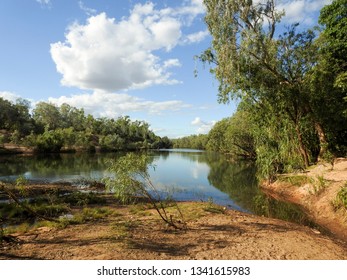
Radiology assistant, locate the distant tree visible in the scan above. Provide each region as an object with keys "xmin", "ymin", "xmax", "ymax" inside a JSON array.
[
  {"xmin": 0, "ymin": 97, "xmax": 34, "ymax": 137},
  {"xmin": 33, "ymin": 102, "xmax": 62, "ymax": 131},
  {"xmin": 59, "ymin": 103, "xmax": 86, "ymax": 131},
  {"xmin": 206, "ymin": 119, "xmax": 229, "ymax": 153}
]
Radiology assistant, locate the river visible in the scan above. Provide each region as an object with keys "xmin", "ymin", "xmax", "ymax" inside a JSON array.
[{"xmin": 0, "ymin": 149, "xmax": 316, "ymax": 226}]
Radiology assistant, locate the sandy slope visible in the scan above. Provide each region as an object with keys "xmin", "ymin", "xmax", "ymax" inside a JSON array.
[{"xmin": 262, "ymin": 158, "xmax": 347, "ymax": 242}]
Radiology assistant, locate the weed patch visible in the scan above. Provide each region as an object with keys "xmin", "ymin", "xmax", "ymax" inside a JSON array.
[
  {"xmin": 333, "ymin": 184, "xmax": 347, "ymax": 210},
  {"xmin": 309, "ymin": 175, "xmax": 329, "ymax": 195},
  {"xmin": 277, "ymin": 175, "xmax": 309, "ymax": 186}
]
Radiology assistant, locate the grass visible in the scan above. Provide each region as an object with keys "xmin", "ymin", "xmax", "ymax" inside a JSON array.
[
  {"xmin": 60, "ymin": 192, "xmax": 107, "ymax": 206},
  {"xmin": 332, "ymin": 183, "xmax": 347, "ymax": 210},
  {"xmin": 0, "ymin": 202, "xmax": 69, "ymax": 224},
  {"xmin": 277, "ymin": 175, "xmax": 310, "ymax": 186},
  {"xmin": 129, "ymin": 203, "xmax": 154, "ymax": 217},
  {"xmin": 277, "ymin": 173, "xmax": 330, "ymax": 195},
  {"xmin": 203, "ymin": 198, "xmax": 227, "ymax": 214},
  {"xmin": 309, "ymin": 175, "xmax": 329, "ymax": 195},
  {"xmin": 3, "ymin": 206, "xmax": 120, "ymax": 236},
  {"xmin": 68, "ymin": 207, "xmax": 116, "ymax": 224},
  {"xmin": 1, "ymin": 184, "xmax": 226, "ymax": 240}
]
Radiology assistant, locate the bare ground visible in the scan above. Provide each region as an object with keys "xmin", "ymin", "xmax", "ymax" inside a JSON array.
[
  {"xmin": 261, "ymin": 158, "xmax": 347, "ymax": 242},
  {"xmin": 1, "ymin": 201, "xmax": 346, "ymax": 260}
]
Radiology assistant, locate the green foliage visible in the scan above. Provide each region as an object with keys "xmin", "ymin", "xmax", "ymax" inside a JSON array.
[
  {"xmin": 172, "ymin": 134, "xmax": 208, "ymax": 150},
  {"xmin": 307, "ymin": 175, "xmax": 329, "ymax": 195},
  {"xmin": 278, "ymin": 175, "xmax": 310, "ymax": 187},
  {"xmin": 0, "ymin": 200, "xmax": 69, "ymax": 224},
  {"xmin": 104, "ymin": 153, "xmax": 151, "ymax": 203},
  {"xmin": 206, "ymin": 119, "xmax": 229, "ymax": 153},
  {"xmin": 0, "ymin": 99, "xmax": 171, "ymax": 154},
  {"xmin": 36, "ymin": 129, "xmax": 64, "ymax": 153},
  {"xmin": 319, "ymin": 0, "xmax": 347, "ymax": 84},
  {"xmin": 104, "ymin": 153, "xmax": 185, "ymax": 229},
  {"xmin": 0, "ymin": 97, "xmax": 34, "ymax": 137},
  {"xmin": 206, "ymin": 110, "xmax": 256, "ymax": 159},
  {"xmin": 333, "ymin": 184, "xmax": 347, "ymax": 210},
  {"xmin": 196, "ymin": 0, "xmax": 347, "ymax": 179},
  {"xmin": 71, "ymin": 207, "xmax": 114, "ymax": 223},
  {"xmin": 61, "ymin": 192, "xmax": 106, "ymax": 207}
]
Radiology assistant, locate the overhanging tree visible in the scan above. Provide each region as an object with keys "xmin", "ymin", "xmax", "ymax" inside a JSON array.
[{"xmin": 200, "ymin": 0, "xmax": 333, "ymax": 166}]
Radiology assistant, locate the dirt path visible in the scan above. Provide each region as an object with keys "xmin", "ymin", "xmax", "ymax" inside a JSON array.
[{"xmin": 1, "ymin": 202, "xmax": 346, "ymax": 260}]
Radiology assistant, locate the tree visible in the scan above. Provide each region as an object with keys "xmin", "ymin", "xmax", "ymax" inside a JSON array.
[
  {"xmin": 35, "ymin": 129, "xmax": 64, "ymax": 153},
  {"xmin": 310, "ymin": 0, "xmax": 347, "ymax": 155},
  {"xmin": 59, "ymin": 103, "xmax": 86, "ymax": 131},
  {"xmin": 206, "ymin": 118, "xmax": 229, "ymax": 153},
  {"xmin": 318, "ymin": 0, "xmax": 347, "ymax": 90},
  {"xmin": 33, "ymin": 102, "xmax": 62, "ymax": 131},
  {"xmin": 0, "ymin": 98, "xmax": 18, "ymax": 131},
  {"xmin": 0, "ymin": 98, "xmax": 34, "ymax": 136},
  {"xmin": 104, "ymin": 153, "xmax": 185, "ymax": 229},
  {"xmin": 223, "ymin": 110, "xmax": 256, "ymax": 159},
  {"xmin": 200, "ymin": 0, "xmax": 339, "ymax": 166}
]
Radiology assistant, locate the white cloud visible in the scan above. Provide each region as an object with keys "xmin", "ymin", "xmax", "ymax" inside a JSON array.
[
  {"xmin": 191, "ymin": 117, "xmax": 215, "ymax": 134},
  {"xmin": 36, "ymin": 0, "xmax": 51, "ymax": 6},
  {"xmin": 50, "ymin": 1, "xmax": 206, "ymax": 93},
  {"xmin": 163, "ymin": 59, "xmax": 182, "ymax": 69},
  {"xmin": 0, "ymin": 91, "xmax": 22, "ymax": 103},
  {"xmin": 182, "ymin": 30, "xmax": 210, "ymax": 44},
  {"xmin": 78, "ymin": 1, "xmax": 97, "ymax": 16},
  {"xmin": 48, "ymin": 91, "xmax": 191, "ymax": 118},
  {"xmin": 277, "ymin": 0, "xmax": 332, "ymax": 25}
]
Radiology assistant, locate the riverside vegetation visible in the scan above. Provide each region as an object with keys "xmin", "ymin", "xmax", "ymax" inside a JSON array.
[
  {"xmin": 173, "ymin": 0, "xmax": 347, "ymax": 238},
  {"xmin": 1, "ymin": 0, "xmax": 347, "ymax": 258},
  {"xmin": 174, "ymin": 0, "xmax": 347, "ymax": 181},
  {"xmin": 0, "ymin": 100, "xmax": 172, "ymax": 154}
]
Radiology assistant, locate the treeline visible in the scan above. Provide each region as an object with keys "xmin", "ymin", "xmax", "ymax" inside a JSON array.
[
  {"xmin": 176, "ymin": 0, "xmax": 347, "ymax": 180},
  {"xmin": 173, "ymin": 110, "xmax": 256, "ymax": 159},
  {"xmin": 0, "ymin": 98, "xmax": 172, "ymax": 153},
  {"xmin": 172, "ymin": 134, "xmax": 208, "ymax": 150}
]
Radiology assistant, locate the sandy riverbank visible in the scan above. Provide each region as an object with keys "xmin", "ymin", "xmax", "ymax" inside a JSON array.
[
  {"xmin": 261, "ymin": 158, "xmax": 347, "ymax": 242},
  {"xmin": 1, "ymin": 199, "xmax": 346, "ymax": 260}
]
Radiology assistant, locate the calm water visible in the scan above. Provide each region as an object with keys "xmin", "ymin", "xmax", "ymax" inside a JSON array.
[{"xmin": 0, "ymin": 149, "xmax": 315, "ymax": 225}]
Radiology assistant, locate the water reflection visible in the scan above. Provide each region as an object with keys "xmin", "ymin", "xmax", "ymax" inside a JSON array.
[{"xmin": 0, "ymin": 150, "xmax": 314, "ymax": 226}]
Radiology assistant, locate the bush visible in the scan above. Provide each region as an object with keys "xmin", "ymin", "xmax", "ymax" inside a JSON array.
[
  {"xmin": 104, "ymin": 153, "xmax": 186, "ymax": 229},
  {"xmin": 36, "ymin": 130, "xmax": 64, "ymax": 152}
]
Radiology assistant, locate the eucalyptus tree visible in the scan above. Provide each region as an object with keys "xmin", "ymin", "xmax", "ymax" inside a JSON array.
[
  {"xmin": 318, "ymin": 0, "xmax": 347, "ymax": 91},
  {"xmin": 33, "ymin": 102, "xmax": 62, "ymax": 131},
  {"xmin": 0, "ymin": 98, "xmax": 35, "ymax": 139},
  {"xmin": 310, "ymin": 0, "xmax": 347, "ymax": 155},
  {"xmin": 59, "ymin": 103, "xmax": 86, "ymax": 131},
  {"xmin": 200, "ymin": 0, "xmax": 331, "ymax": 166}
]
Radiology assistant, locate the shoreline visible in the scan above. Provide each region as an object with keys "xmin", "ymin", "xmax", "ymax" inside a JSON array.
[
  {"xmin": 1, "ymin": 160, "xmax": 347, "ymax": 259},
  {"xmin": 261, "ymin": 159, "xmax": 347, "ymax": 242},
  {"xmin": 1, "ymin": 200, "xmax": 346, "ymax": 260}
]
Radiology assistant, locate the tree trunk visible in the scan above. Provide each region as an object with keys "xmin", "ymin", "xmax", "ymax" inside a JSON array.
[
  {"xmin": 295, "ymin": 125, "xmax": 310, "ymax": 168},
  {"xmin": 314, "ymin": 121, "xmax": 328, "ymax": 161}
]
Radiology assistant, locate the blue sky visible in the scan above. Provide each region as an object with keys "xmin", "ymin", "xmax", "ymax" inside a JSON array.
[{"xmin": 0, "ymin": 0, "xmax": 331, "ymax": 138}]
